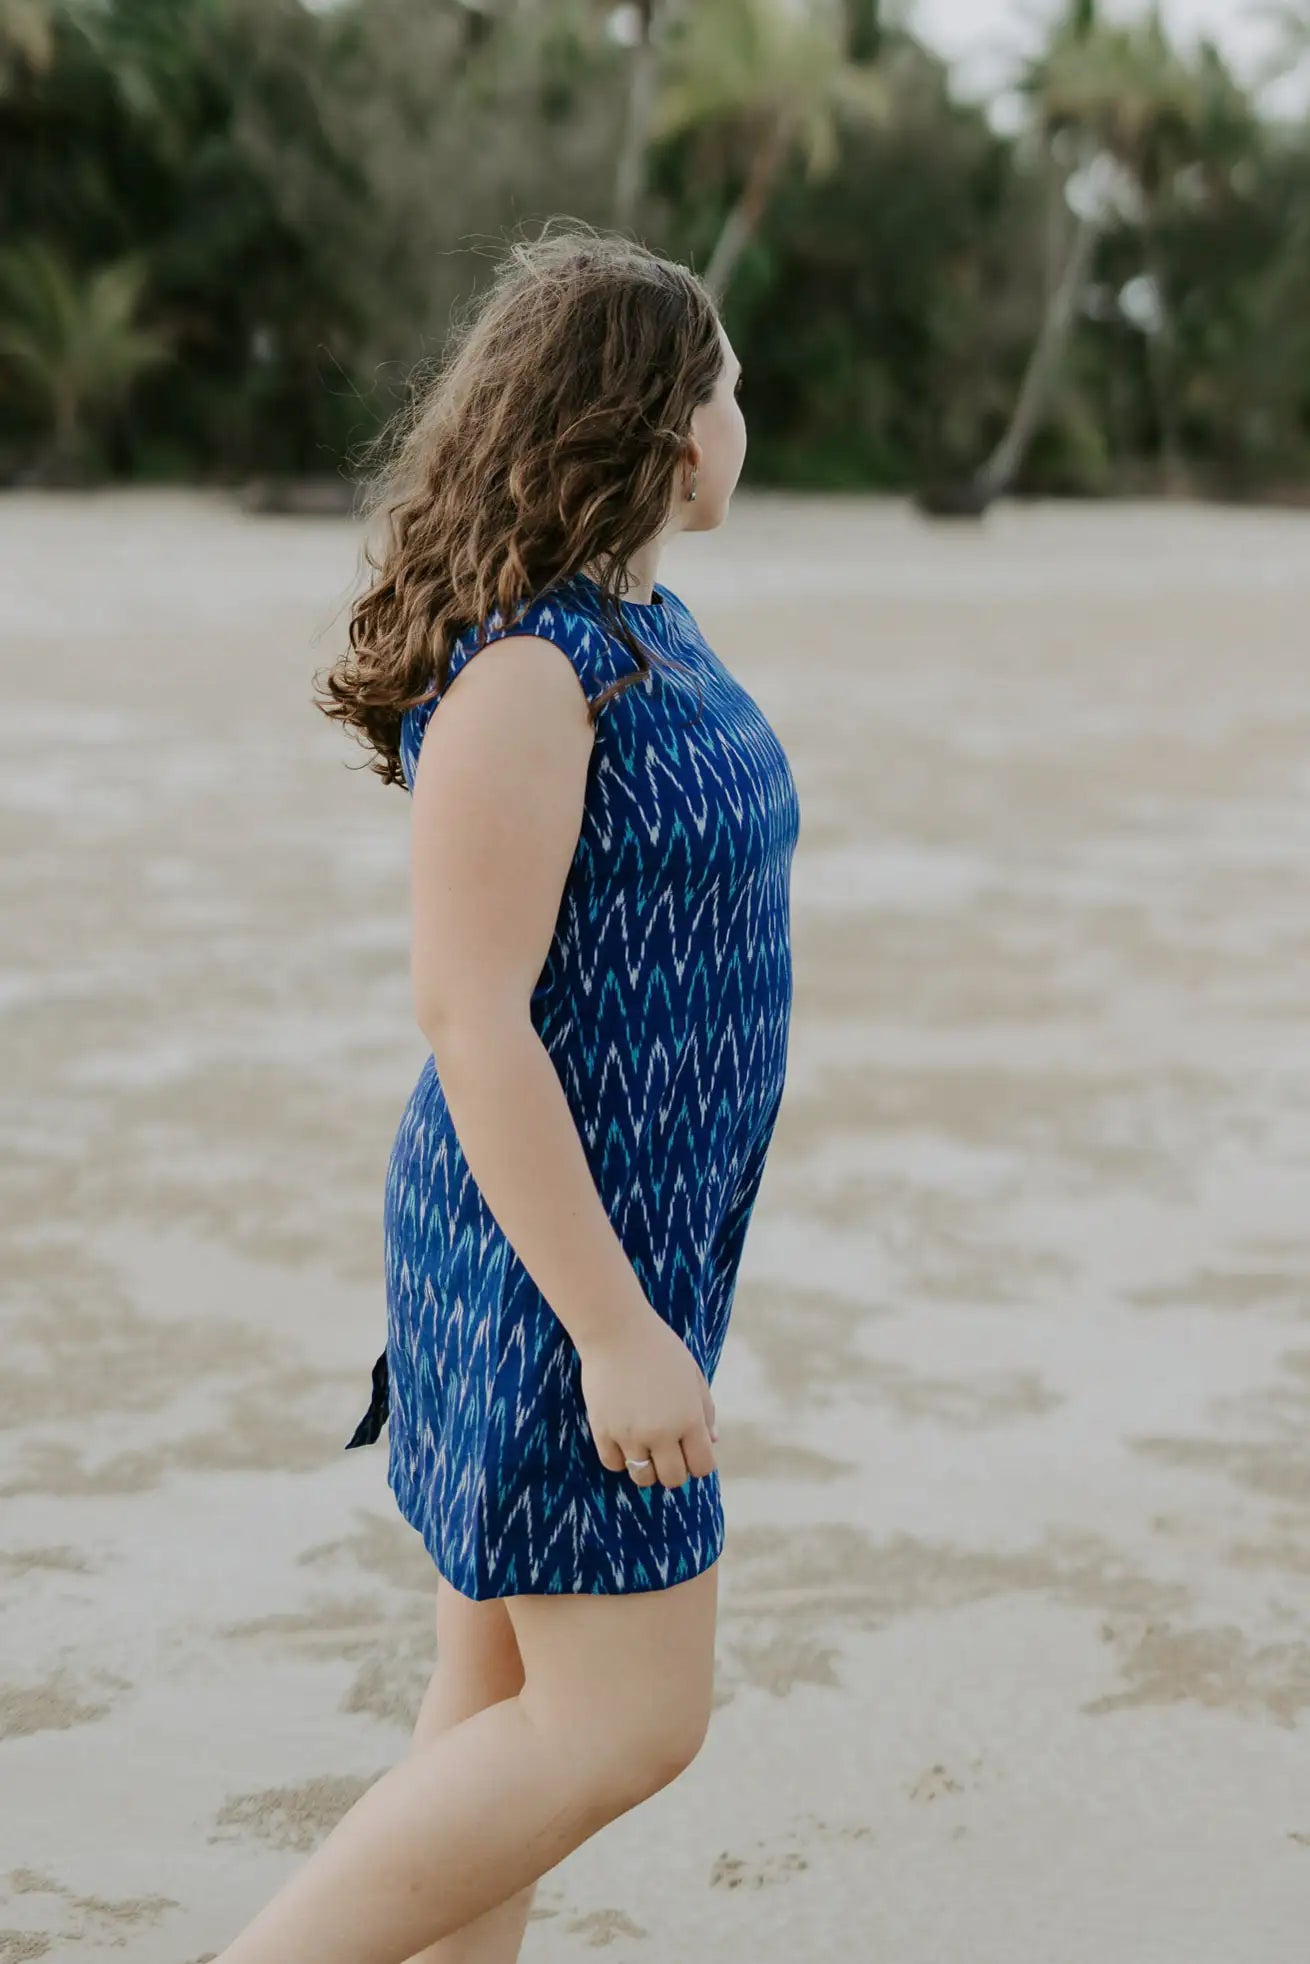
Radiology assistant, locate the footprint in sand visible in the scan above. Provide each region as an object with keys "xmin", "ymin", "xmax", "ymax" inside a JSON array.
[
  {"xmin": 907, "ymin": 1758, "xmax": 985, "ymax": 1804},
  {"xmin": 799, "ymin": 1811, "xmax": 877, "ymax": 1845},
  {"xmin": 563, "ymin": 1906, "xmax": 647, "ymax": 1945},
  {"xmin": 710, "ymin": 1812, "xmax": 879, "ymax": 1889},
  {"xmin": 710, "ymin": 1847, "xmax": 810, "ymax": 1890},
  {"xmin": 909, "ymin": 1762, "xmax": 961, "ymax": 1802}
]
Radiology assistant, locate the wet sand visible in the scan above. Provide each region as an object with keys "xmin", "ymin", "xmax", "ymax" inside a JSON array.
[{"xmin": 2, "ymin": 488, "xmax": 1310, "ymax": 1959}]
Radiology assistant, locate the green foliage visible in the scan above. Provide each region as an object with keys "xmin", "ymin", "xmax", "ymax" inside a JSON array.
[
  {"xmin": 0, "ymin": 238, "xmax": 170, "ymax": 478},
  {"xmin": 0, "ymin": 0, "xmax": 1306, "ymax": 496},
  {"xmin": 728, "ymin": 33, "xmax": 1023, "ymax": 488},
  {"xmin": 842, "ymin": 0, "xmax": 882, "ymax": 65}
]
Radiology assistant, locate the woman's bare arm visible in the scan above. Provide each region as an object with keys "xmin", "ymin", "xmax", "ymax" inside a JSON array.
[
  {"xmin": 408, "ymin": 630, "xmax": 718, "ymax": 1487},
  {"xmin": 408, "ymin": 634, "xmax": 654, "ymax": 1356}
]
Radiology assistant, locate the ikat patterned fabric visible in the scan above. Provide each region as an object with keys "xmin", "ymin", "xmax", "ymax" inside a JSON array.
[{"xmin": 345, "ymin": 571, "xmax": 800, "ymax": 1598}]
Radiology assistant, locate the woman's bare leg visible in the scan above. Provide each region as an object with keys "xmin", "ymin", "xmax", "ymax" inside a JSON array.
[
  {"xmin": 397, "ymin": 1579, "xmax": 536, "ymax": 1964},
  {"xmin": 210, "ymin": 1558, "xmax": 719, "ymax": 1964}
]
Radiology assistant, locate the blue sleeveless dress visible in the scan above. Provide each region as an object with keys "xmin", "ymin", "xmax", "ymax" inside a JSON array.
[{"xmin": 345, "ymin": 570, "xmax": 800, "ymax": 1599}]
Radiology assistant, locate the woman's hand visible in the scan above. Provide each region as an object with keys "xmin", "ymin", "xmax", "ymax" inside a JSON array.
[{"xmin": 580, "ymin": 1310, "xmax": 719, "ymax": 1490}]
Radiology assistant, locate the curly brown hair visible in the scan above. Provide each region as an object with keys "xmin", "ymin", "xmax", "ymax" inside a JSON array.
[{"xmin": 316, "ymin": 221, "xmax": 726, "ymax": 788}]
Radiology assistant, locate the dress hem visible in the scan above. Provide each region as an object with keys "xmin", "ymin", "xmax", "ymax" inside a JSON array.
[{"xmin": 385, "ymin": 1456, "xmax": 725, "ymax": 1602}]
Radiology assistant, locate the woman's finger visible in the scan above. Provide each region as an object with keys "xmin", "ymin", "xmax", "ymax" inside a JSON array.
[
  {"xmin": 681, "ymin": 1419, "xmax": 717, "ymax": 1480},
  {"xmin": 621, "ymin": 1442, "xmax": 659, "ymax": 1486},
  {"xmin": 648, "ymin": 1438, "xmax": 692, "ymax": 1490},
  {"xmin": 590, "ymin": 1417, "xmax": 628, "ymax": 1474}
]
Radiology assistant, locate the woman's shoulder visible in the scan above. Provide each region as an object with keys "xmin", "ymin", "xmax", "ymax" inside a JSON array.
[
  {"xmin": 399, "ymin": 575, "xmax": 656, "ymax": 786},
  {"xmin": 442, "ymin": 577, "xmax": 634, "ymax": 695}
]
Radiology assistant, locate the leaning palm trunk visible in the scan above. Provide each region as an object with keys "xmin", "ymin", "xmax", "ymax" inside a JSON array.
[
  {"xmin": 612, "ymin": 14, "xmax": 659, "ymax": 231},
  {"xmin": 1140, "ymin": 224, "xmax": 1187, "ymax": 491},
  {"xmin": 973, "ymin": 194, "xmax": 1102, "ymax": 505},
  {"xmin": 701, "ymin": 112, "xmax": 793, "ymax": 304}
]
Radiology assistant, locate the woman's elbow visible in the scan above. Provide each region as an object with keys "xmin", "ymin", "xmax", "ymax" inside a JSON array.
[{"xmin": 414, "ymin": 984, "xmax": 531, "ymax": 1060}]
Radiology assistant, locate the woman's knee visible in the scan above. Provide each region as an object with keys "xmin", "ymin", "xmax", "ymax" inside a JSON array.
[
  {"xmin": 613, "ymin": 1696, "xmax": 713, "ymax": 1804},
  {"xmin": 528, "ymin": 1685, "xmax": 713, "ymax": 1819},
  {"xmin": 509, "ymin": 1564, "xmax": 720, "ymax": 1815}
]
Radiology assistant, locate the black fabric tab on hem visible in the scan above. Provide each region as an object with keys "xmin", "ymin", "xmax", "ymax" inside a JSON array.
[{"xmin": 344, "ymin": 1348, "xmax": 389, "ymax": 1449}]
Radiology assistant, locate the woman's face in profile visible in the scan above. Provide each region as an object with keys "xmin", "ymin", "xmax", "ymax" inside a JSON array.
[{"xmin": 686, "ymin": 321, "xmax": 747, "ymax": 531}]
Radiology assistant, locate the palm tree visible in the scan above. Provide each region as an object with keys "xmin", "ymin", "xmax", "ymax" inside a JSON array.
[
  {"xmin": 0, "ymin": 0, "xmax": 56, "ymax": 94},
  {"xmin": 0, "ymin": 243, "xmax": 171, "ymax": 482},
  {"xmin": 973, "ymin": 1, "xmax": 1211, "ymax": 505},
  {"xmin": 654, "ymin": 0, "xmax": 888, "ymax": 304},
  {"xmin": 609, "ymin": 0, "xmax": 681, "ymax": 233},
  {"xmin": 971, "ymin": 144, "xmax": 1110, "ymax": 507}
]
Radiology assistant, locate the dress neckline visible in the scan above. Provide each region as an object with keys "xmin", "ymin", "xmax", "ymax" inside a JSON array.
[{"xmin": 571, "ymin": 570, "xmax": 666, "ymax": 614}]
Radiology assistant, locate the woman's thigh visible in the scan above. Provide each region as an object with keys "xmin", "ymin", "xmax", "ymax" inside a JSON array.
[
  {"xmin": 414, "ymin": 1577, "xmax": 526, "ymax": 1734},
  {"xmin": 505, "ymin": 1558, "xmax": 720, "ymax": 1794}
]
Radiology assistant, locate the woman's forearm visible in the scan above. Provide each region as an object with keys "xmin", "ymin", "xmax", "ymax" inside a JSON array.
[{"xmin": 421, "ymin": 1008, "xmax": 654, "ymax": 1355}]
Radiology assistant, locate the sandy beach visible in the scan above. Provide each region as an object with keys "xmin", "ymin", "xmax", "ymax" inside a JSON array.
[{"xmin": 3, "ymin": 487, "xmax": 1310, "ymax": 1961}]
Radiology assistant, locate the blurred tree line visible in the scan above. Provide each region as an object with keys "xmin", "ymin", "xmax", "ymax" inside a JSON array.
[{"xmin": 1, "ymin": 0, "xmax": 1307, "ymax": 503}]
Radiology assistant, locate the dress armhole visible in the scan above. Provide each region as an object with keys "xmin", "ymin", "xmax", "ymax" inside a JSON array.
[
  {"xmin": 402, "ymin": 593, "xmax": 615, "ymax": 789},
  {"xmin": 445, "ymin": 592, "xmax": 611, "ymax": 708}
]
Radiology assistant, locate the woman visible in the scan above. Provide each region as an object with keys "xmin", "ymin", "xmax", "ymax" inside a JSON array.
[{"xmin": 214, "ymin": 223, "xmax": 799, "ymax": 1964}]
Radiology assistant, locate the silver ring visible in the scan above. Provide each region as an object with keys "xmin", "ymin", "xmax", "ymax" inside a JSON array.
[{"xmin": 625, "ymin": 1456, "xmax": 652, "ymax": 1469}]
